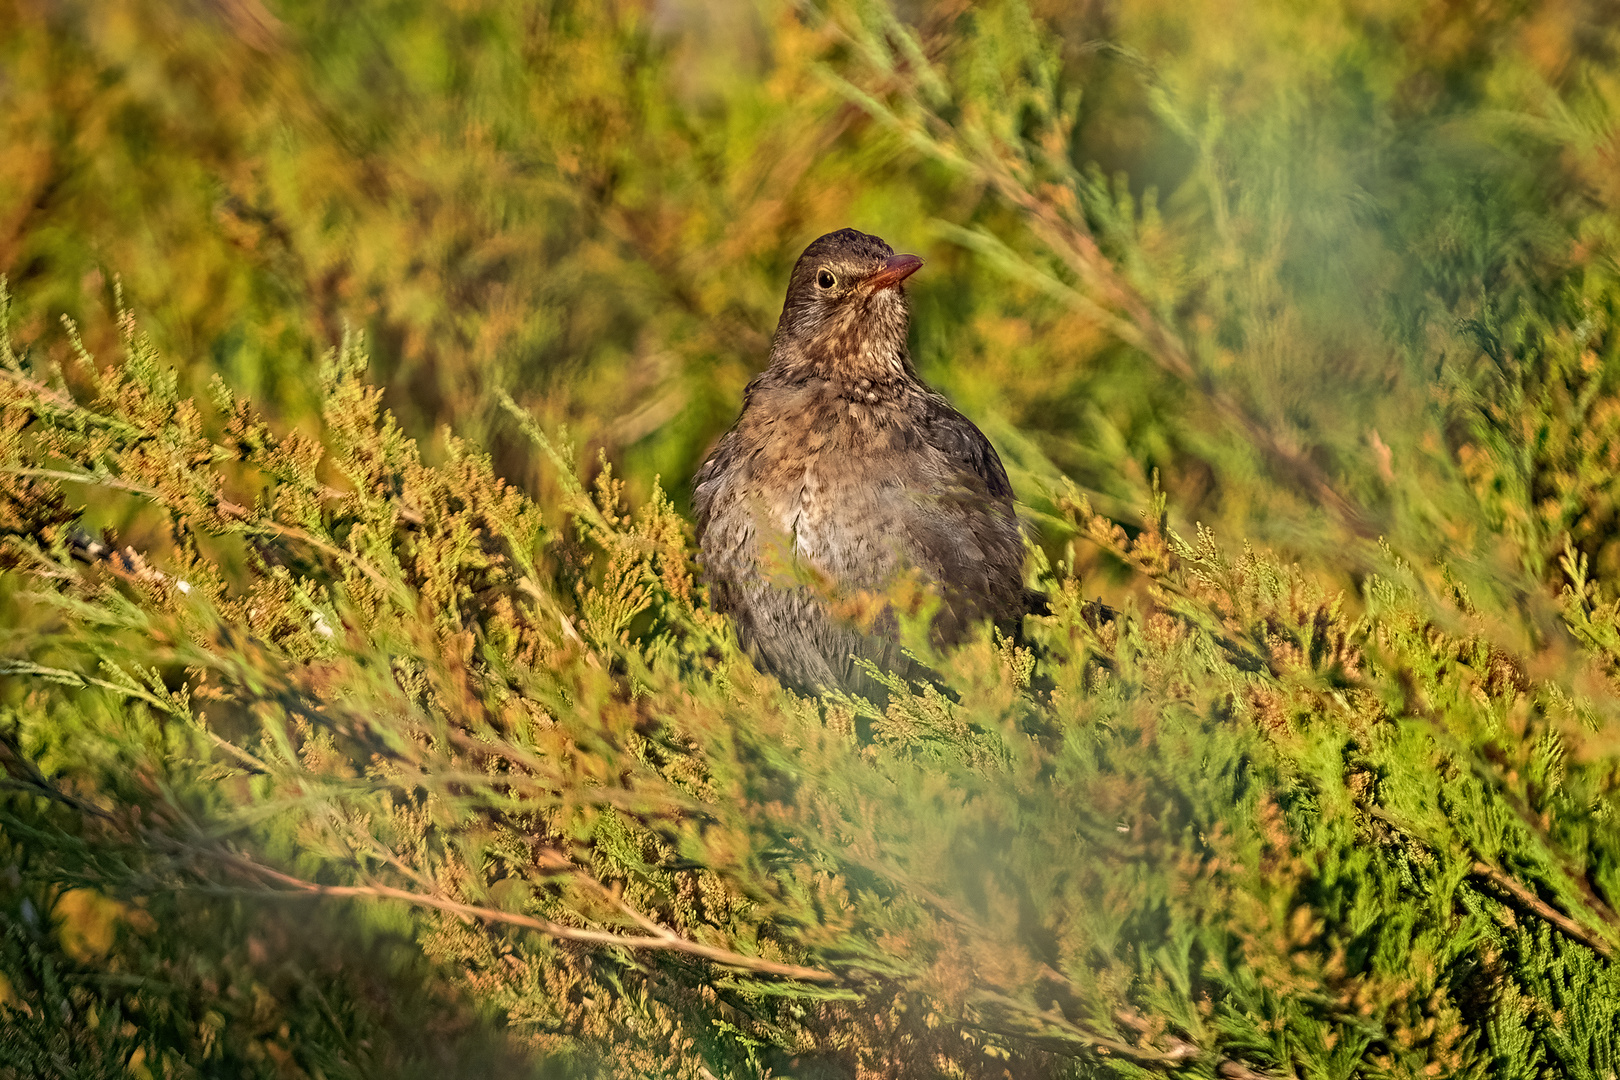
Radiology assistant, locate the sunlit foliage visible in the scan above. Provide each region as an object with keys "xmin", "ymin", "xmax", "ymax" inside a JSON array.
[{"xmin": 4, "ymin": 0, "xmax": 1620, "ymax": 1076}]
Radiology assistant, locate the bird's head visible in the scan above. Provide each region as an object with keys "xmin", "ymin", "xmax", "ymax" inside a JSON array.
[{"xmin": 770, "ymin": 228, "xmax": 923, "ymax": 380}]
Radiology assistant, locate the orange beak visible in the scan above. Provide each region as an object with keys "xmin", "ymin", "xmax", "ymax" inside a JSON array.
[{"xmin": 865, "ymin": 254, "xmax": 923, "ymax": 291}]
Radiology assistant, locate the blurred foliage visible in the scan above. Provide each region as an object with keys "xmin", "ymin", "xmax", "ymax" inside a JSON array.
[{"xmin": 4, "ymin": 0, "xmax": 1620, "ymax": 1076}]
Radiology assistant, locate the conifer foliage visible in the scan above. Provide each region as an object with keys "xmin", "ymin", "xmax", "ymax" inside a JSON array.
[{"xmin": 3, "ymin": 1, "xmax": 1620, "ymax": 1078}]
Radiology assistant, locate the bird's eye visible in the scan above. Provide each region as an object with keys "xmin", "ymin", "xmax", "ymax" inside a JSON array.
[{"xmin": 816, "ymin": 269, "xmax": 836, "ymax": 289}]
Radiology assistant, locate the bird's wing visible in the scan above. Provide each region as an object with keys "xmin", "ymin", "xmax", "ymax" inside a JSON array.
[
  {"xmin": 918, "ymin": 393, "xmax": 1015, "ymax": 503},
  {"xmin": 893, "ymin": 393, "xmax": 1026, "ymax": 637},
  {"xmin": 691, "ymin": 430, "xmax": 741, "ymax": 533}
]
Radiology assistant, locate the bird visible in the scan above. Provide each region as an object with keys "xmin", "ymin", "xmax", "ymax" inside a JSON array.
[{"xmin": 693, "ymin": 228, "xmax": 1026, "ymax": 699}]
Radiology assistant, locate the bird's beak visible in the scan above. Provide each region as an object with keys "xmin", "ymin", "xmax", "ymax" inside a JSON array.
[{"xmin": 865, "ymin": 254, "xmax": 923, "ymax": 291}]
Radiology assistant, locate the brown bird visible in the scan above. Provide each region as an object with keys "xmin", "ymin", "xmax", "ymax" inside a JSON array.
[{"xmin": 693, "ymin": 228, "xmax": 1025, "ymax": 698}]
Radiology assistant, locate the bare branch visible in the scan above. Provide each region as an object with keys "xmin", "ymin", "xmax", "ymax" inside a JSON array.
[
  {"xmin": 219, "ymin": 851, "xmax": 838, "ymax": 983},
  {"xmin": 1470, "ymin": 860, "xmax": 1616, "ymax": 960}
]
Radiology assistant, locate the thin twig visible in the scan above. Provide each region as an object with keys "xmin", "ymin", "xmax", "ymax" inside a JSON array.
[
  {"xmin": 1470, "ymin": 860, "xmax": 1615, "ymax": 959},
  {"xmin": 959, "ymin": 1006, "xmax": 1199, "ymax": 1067},
  {"xmin": 0, "ymin": 365, "xmax": 79, "ymax": 411},
  {"xmin": 0, "ymin": 659, "xmax": 175, "ymax": 713},
  {"xmin": 219, "ymin": 851, "xmax": 838, "ymax": 983},
  {"xmin": 1364, "ymin": 804, "xmax": 1616, "ymax": 959}
]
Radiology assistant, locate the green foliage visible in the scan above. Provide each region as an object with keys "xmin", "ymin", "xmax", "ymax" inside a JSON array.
[{"xmin": 4, "ymin": 0, "xmax": 1620, "ymax": 1077}]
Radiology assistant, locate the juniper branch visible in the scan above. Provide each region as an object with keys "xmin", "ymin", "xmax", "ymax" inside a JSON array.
[{"xmin": 217, "ymin": 850, "xmax": 839, "ymax": 983}]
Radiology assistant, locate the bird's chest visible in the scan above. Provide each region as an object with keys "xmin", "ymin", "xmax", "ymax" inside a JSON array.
[{"xmin": 746, "ymin": 391, "xmax": 925, "ymax": 577}]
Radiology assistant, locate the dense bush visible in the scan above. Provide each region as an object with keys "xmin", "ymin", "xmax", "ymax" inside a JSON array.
[{"xmin": 4, "ymin": 0, "xmax": 1620, "ymax": 1077}]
